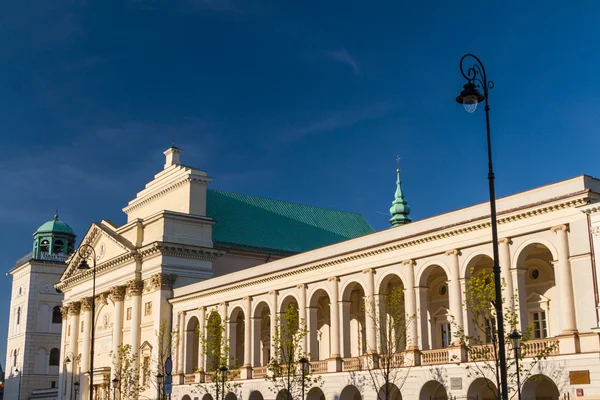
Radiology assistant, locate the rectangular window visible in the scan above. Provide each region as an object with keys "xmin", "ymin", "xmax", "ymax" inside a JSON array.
[
  {"xmin": 532, "ymin": 311, "xmax": 548, "ymax": 338},
  {"xmin": 144, "ymin": 302, "xmax": 152, "ymax": 316},
  {"xmin": 440, "ymin": 323, "xmax": 452, "ymax": 348},
  {"xmin": 126, "ymin": 307, "xmax": 132, "ymax": 320}
]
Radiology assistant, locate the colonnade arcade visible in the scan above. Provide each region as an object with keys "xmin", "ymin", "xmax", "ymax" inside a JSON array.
[{"xmin": 177, "ymin": 226, "xmax": 575, "ymax": 379}]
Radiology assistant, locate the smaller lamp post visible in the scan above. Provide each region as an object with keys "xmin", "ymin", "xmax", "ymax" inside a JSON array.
[
  {"xmin": 156, "ymin": 373, "xmax": 164, "ymax": 400},
  {"xmin": 509, "ymin": 330, "xmax": 523, "ymax": 400},
  {"xmin": 299, "ymin": 358, "xmax": 309, "ymax": 400},
  {"xmin": 74, "ymin": 381, "xmax": 80, "ymax": 399},
  {"xmin": 220, "ymin": 366, "xmax": 228, "ymax": 400},
  {"xmin": 112, "ymin": 377, "xmax": 119, "ymax": 400}
]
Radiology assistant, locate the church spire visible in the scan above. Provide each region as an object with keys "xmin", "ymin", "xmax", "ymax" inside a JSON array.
[{"xmin": 389, "ymin": 167, "xmax": 411, "ymax": 227}]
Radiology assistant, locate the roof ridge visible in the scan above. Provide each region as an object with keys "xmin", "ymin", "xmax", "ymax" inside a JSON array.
[{"xmin": 206, "ymin": 188, "xmax": 366, "ymax": 217}]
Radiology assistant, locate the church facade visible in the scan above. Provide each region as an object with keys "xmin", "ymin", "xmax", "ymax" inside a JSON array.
[{"xmin": 20, "ymin": 147, "xmax": 600, "ymax": 399}]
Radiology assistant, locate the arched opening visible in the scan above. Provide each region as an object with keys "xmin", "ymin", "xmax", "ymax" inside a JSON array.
[
  {"xmin": 229, "ymin": 306, "xmax": 246, "ymax": 367},
  {"xmin": 463, "ymin": 255, "xmax": 496, "ymax": 342},
  {"xmin": 308, "ymin": 289, "xmax": 331, "ymax": 360},
  {"xmin": 419, "ymin": 265, "xmax": 450, "ymax": 350},
  {"xmin": 419, "ymin": 380, "xmax": 447, "ymax": 400},
  {"xmin": 249, "ymin": 391, "xmax": 264, "ymax": 400},
  {"xmin": 182, "ymin": 396, "xmax": 192, "ymax": 400},
  {"xmin": 49, "ymin": 348, "xmax": 60, "ymax": 365},
  {"xmin": 185, "ymin": 316, "xmax": 200, "ymax": 373},
  {"xmin": 307, "ymin": 387, "xmax": 326, "ymax": 400},
  {"xmin": 40, "ymin": 239, "xmax": 49, "ymax": 253},
  {"xmin": 340, "ymin": 385, "xmax": 361, "ymax": 400},
  {"xmin": 341, "ymin": 282, "xmax": 367, "ymax": 357},
  {"xmin": 53, "ymin": 240, "xmax": 64, "ymax": 255},
  {"xmin": 252, "ymin": 301, "xmax": 271, "ymax": 366},
  {"xmin": 516, "ymin": 244, "xmax": 556, "ymax": 338},
  {"xmin": 521, "ymin": 374, "xmax": 560, "ymax": 400},
  {"xmin": 202, "ymin": 394, "xmax": 214, "ymax": 400},
  {"xmin": 52, "ymin": 306, "xmax": 62, "ymax": 324},
  {"xmin": 378, "ymin": 383, "xmax": 402, "ymax": 400},
  {"xmin": 378, "ymin": 275, "xmax": 407, "ymax": 354},
  {"xmin": 206, "ymin": 310, "xmax": 223, "ymax": 371},
  {"xmin": 225, "ymin": 393, "xmax": 237, "ymax": 400},
  {"xmin": 467, "ymin": 378, "xmax": 498, "ymax": 400},
  {"xmin": 276, "ymin": 389, "xmax": 292, "ymax": 400}
]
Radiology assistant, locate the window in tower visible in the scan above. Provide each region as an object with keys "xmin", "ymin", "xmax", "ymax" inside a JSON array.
[
  {"xmin": 52, "ymin": 306, "xmax": 62, "ymax": 324},
  {"xmin": 53, "ymin": 240, "xmax": 64, "ymax": 255},
  {"xmin": 49, "ymin": 348, "xmax": 60, "ymax": 366},
  {"xmin": 40, "ymin": 240, "xmax": 50, "ymax": 254},
  {"xmin": 16, "ymin": 307, "xmax": 21, "ymax": 325}
]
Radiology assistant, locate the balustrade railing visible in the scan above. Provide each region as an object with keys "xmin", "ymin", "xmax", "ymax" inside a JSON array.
[
  {"xmin": 342, "ymin": 357, "xmax": 361, "ymax": 372},
  {"xmin": 309, "ymin": 360, "xmax": 328, "ymax": 374},
  {"xmin": 253, "ymin": 366, "xmax": 267, "ymax": 378},
  {"xmin": 184, "ymin": 374, "xmax": 195, "ymax": 385},
  {"xmin": 421, "ymin": 348, "xmax": 449, "ymax": 365},
  {"xmin": 521, "ymin": 338, "xmax": 559, "ymax": 357}
]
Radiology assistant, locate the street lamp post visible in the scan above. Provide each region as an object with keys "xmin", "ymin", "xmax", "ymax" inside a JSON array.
[
  {"xmin": 299, "ymin": 358, "xmax": 309, "ymax": 400},
  {"xmin": 74, "ymin": 381, "xmax": 80, "ymax": 399},
  {"xmin": 76, "ymin": 243, "xmax": 98, "ymax": 400},
  {"xmin": 510, "ymin": 331, "xmax": 523, "ymax": 400},
  {"xmin": 220, "ymin": 366, "xmax": 228, "ymax": 400},
  {"xmin": 157, "ymin": 373, "xmax": 164, "ymax": 400},
  {"xmin": 456, "ymin": 53, "xmax": 509, "ymax": 400},
  {"xmin": 112, "ymin": 377, "xmax": 119, "ymax": 400}
]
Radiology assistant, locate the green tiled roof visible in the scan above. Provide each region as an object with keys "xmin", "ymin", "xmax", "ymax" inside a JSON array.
[{"xmin": 206, "ymin": 189, "xmax": 374, "ymax": 256}]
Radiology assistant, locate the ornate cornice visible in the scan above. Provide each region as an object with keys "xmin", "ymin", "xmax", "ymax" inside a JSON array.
[
  {"xmin": 138, "ymin": 242, "xmax": 221, "ymax": 261},
  {"xmin": 126, "ymin": 279, "xmax": 143, "ymax": 296},
  {"xmin": 110, "ymin": 286, "xmax": 127, "ymax": 302},
  {"xmin": 144, "ymin": 273, "xmax": 176, "ymax": 293}
]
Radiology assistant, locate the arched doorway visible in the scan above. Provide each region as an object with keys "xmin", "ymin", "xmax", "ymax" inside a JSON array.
[
  {"xmin": 225, "ymin": 393, "xmax": 237, "ymax": 400},
  {"xmin": 341, "ymin": 282, "xmax": 367, "ymax": 357},
  {"xmin": 249, "ymin": 391, "xmax": 264, "ymax": 400},
  {"xmin": 419, "ymin": 380, "xmax": 447, "ymax": 400},
  {"xmin": 464, "ymin": 255, "xmax": 496, "ymax": 343},
  {"xmin": 201, "ymin": 395, "xmax": 213, "ymax": 400},
  {"xmin": 522, "ymin": 374, "xmax": 560, "ymax": 400},
  {"xmin": 418, "ymin": 265, "xmax": 451, "ymax": 350},
  {"xmin": 252, "ymin": 301, "xmax": 271, "ymax": 366},
  {"xmin": 467, "ymin": 378, "xmax": 498, "ymax": 400},
  {"xmin": 307, "ymin": 387, "xmax": 326, "ymax": 400},
  {"xmin": 276, "ymin": 389, "xmax": 292, "ymax": 400},
  {"xmin": 378, "ymin": 383, "xmax": 402, "ymax": 400},
  {"xmin": 308, "ymin": 289, "xmax": 331, "ymax": 360},
  {"xmin": 229, "ymin": 306, "xmax": 246, "ymax": 367},
  {"xmin": 185, "ymin": 316, "xmax": 200, "ymax": 373},
  {"xmin": 340, "ymin": 385, "xmax": 361, "ymax": 400},
  {"xmin": 378, "ymin": 275, "xmax": 407, "ymax": 354},
  {"xmin": 182, "ymin": 396, "xmax": 192, "ymax": 400}
]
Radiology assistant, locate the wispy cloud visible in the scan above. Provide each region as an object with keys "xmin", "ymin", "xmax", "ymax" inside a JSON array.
[
  {"xmin": 325, "ymin": 49, "xmax": 361, "ymax": 74},
  {"xmin": 272, "ymin": 104, "xmax": 390, "ymax": 145}
]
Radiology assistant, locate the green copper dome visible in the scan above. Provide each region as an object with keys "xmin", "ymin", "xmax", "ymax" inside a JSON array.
[{"xmin": 35, "ymin": 214, "xmax": 75, "ymax": 236}]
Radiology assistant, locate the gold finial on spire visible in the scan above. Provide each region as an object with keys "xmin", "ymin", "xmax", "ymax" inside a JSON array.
[{"xmin": 396, "ymin": 155, "xmax": 401, "ymax": 173}]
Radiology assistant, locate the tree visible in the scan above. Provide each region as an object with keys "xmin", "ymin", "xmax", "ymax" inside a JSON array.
[
  {"xmin": 266, "ymin": 303, "xmax": 321, "ymax": 400},
  {"xmin": 111, "ymin": 344, "xmax": 144, "ymax": 400},
  {"xmin": 196, "ymin": 309, "xmax": 239, "ymax": 400},
  {"xmin": 452, "ymin": 268, "xmax": 558, "ymax": 400},
  {"xmin": 363, "ymin": 286, "xmax": 415, "ymax": 400}
]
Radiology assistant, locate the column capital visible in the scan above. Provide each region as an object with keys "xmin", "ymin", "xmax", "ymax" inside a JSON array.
[
  {"xmin": 220, "ymin": 301, "xmax": 229, "ymax": 307},
  {"xmin": 498, "ymin": 237, "xmax": 512, "ymax": 245},
  {"xmin": 126, "ymin": 279, "xmax": 143, "ymax": 296},
  {"xmin": 144, "ymin": 273, "xmax": 176, "ymax": 292},
  {"xmin": 109, "ymin": 286, "xmax": 127, "ymax": 302},
  {"xmin": 68, "ymin": 301, "xmax": 81, "ymax": 316},
  {"xmin": 60, "ymin": 306, "xmax": 70, "ymax": 319},
  {"xmin": 362, "ymin": 268, "xmax": 374, "ymax": 274},
  {"xmin": 327, "ymin": 276, "xmax": 339, "ymax": 283},
  {"xmin": 198, "ymin": 306, "xmax": 207, "ymax": 312},
  {"xmin": 95, "ymin": 293, "xmax": 108, "ymax": 307},
  {"xmin": 268, "ymin": 290, "xmax": 278, "ymax": 296},
  {"xmin": 81, "ymin": 297, "xmax": 93, "ymax": 311},
  {"xmin": 402, "ymin": 259, "xmax": 415, "ymax": 266},
  {"xmin": 551, "ymin": 224, "xmax": 570, "ymax": 234},
  {"xmin": 296, "ymin": 284, "xmax": 306, "ymax": 289},
  {"xmin": 444, "ymin": 249, "xmax": 461, "ymax": 257}
]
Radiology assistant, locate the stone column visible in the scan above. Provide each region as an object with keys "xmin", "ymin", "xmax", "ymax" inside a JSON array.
[
  {"xmin": 446, "ymin": 250, "xmax": 463, "ymax": 332},
  {"xmin": 296, "ymin": 284, "xmax": 307, "ymax": 353},
  {"xmin": 110, "ymin": 286, "xmax": 126, "ymax": 381},
  {"xmin": 498, "ymin": 238, "xmax": 514, "ymax": 310},
  {"xmin": 67, "ymin": 304, "xmax": 81, "ymax": 400},
  {"xmin": 242, "ymin": 297, "xmax": 252, "ymax": 378},
  {"xmin": 402, "ymin": 260, "xmax": 418, "ymax": 350},
  {"xmin": 327, "ymin": 276, "xmax": 341, "ymax": 372},
  {"xmin": 198, "ymin": 307, "xmax": 206, "ymax": 372},
  {"xmin": 127, "ymin": 280, "xmax": 143, "ymax": 368},
  {"xmin": 176, "ymin": 311, "xmax": 185, "ymax": 376},
  {"xmin": 362, "ymin": 268, "xmax": 377, "ymax": 354},
  {"xmin": 553, "ymin": 225, "xmax": 578, "ymax": 333},
  {"xmin": 78, "ymin": 299, "xmax": 90, "ymax": 400},
  {"xmin": 58, "ymin": 307, "xmax": 69, "ymax": 400},
  {"xmin": 269, "ymin": 290, "xmax": 278, "ymax": 357}
]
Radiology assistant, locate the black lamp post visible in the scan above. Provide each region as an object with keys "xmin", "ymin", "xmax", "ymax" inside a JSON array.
[
  {"xmin": 76, "ymin": 243, "xmax": 97, "ymax": 400},
  {"xmin": 299, "ymin": 358, "xmax": 309, "ymax": 400},
  {"xmin": 112, "ymin": 377, "xmax": 119, "ymax": 400},
  {"xmin": 220, "ymin": 366, "xmax": 228, "ymax": 400},
  {"xmin": 510, "ymin": 330, "xmax": 523, "ymax": 400},
  {"xmin": 156, "ymin": 373, "xmax": 164, "ymax": 400},
  {"xmin": 74, "ymin": 381, "xmax": 80, "ymax": 399},
  {"xmin": 456, "ymin": 53, "xmax": 508, "ymax": 400}
]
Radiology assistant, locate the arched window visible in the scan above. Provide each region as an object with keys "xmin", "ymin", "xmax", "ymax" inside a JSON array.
[
  {"xmin": 13, "ymin": 349, "xmax": 17, "ymax": 367},
  {"xmin": 40, "ymin": 239, "xmax": 50, "ymax": 253},
  {"xmin": 49, "ymin": 348, "xmax": 60, "ymax": 366},
  {"xmin": 53, "ymin": 240, "xmax": 64, "ymax": 255},
  {"xmin": 52, "ymin": 306, "xmax": 62, "ymax": 324},
  {"xmin": 16, "ymin": 307, "xmax": 21, "ymax": 325}
]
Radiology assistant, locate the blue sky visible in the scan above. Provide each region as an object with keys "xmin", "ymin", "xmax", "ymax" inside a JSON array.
[{"xmin": 2, "ymin": 0, "xmax": 600, "ymax": 364}]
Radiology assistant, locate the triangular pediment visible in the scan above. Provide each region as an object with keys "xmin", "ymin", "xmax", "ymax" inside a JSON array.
[{"xmin": 59, "ymin": 222, "xmax": 135, "ymax": 283}]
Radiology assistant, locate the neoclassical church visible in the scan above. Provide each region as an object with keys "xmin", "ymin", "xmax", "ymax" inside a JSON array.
[{"xmin": 7, "ymin": 146, "xmax": 600, "ymax": 400}]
